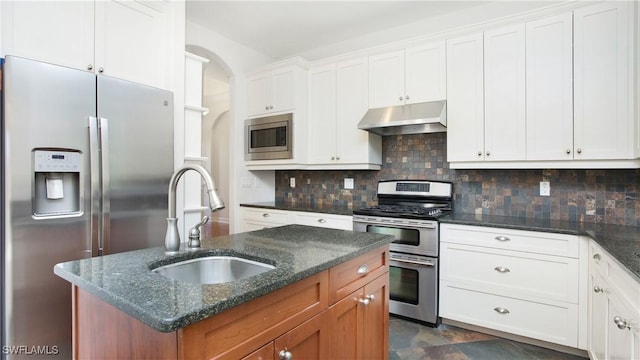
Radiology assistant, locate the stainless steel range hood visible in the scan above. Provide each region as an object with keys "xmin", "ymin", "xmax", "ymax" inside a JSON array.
[{"xmin": 358, "ymin": 100, "xmax": 447, "ymax": 136}]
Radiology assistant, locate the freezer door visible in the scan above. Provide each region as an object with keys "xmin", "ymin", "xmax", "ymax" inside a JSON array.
[
  {"xmin": 2, "ymin": 56, "xmax": 95, "ymax": 359},
  {"xmin": 97, "ymin": 76, "xmax": 173, "ymax": 255}
]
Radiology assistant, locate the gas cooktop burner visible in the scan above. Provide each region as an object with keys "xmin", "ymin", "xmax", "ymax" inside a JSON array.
[{"xmin": 353, "ymin": 205, "xmax": 452, "ymax": 219}]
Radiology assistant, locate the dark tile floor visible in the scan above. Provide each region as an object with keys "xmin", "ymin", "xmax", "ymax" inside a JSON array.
[{"xmin": 389, "ymin": 317, "xmax": 587, "ymax": 360}]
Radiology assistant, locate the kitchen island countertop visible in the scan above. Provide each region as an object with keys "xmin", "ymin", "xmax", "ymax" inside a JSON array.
[{"xmin": 54, "ymin": 225, "xmax": 393, "ymax": 333}]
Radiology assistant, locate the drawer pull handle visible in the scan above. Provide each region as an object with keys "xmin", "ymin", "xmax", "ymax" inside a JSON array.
[
  {"xmin": 613, "ymin": 316, "xmax": 631, "ymax": 330},
  {"xmin": 494, "ymin": 266, "xmax": 510, "ymax": 273},
  {"xmin": 593, "ymin": 286, "xmax": 604, "ymax": 293},
  {"xmin": 359, "ymin": 294, "xmax": 376, "ymax": 305},
  {"xmin": 495, "ymin": 236, "xmax": 510, "ymax": 242},
  {"xmin": 262, "ymin": 213, "xmax": 270, "ymax": 218},
  {"xmin": 317, "ymin": 218, "xmax": 327, "ymax": 223},
  {"xmin": 593, "ymin": 253, "xmax": 601, "ymax": 261},
  {"xmin": 357, "ymin": 264, "xmax": 369, "ymax": 275},
  {"xmin": 494, "ymin": 307, "xmax": 510, "ymax": 315}
]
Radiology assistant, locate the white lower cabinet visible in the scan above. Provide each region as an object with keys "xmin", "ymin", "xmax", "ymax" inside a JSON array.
[
  {"xmin": 240, "ymin": 207, "xmax": 352, "ymax": 232},
  {"xmin": 588, "ymin": 241, "xmax": 640, "ymax": 360},
  {"xmin": 439, "ymin": 224, "xmax": 587, "ymax": 348}
]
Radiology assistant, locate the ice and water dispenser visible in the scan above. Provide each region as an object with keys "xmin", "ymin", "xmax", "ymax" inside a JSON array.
[{"xmin": 33, "ymin": 149, "xmax": 82, "ymax": 217}]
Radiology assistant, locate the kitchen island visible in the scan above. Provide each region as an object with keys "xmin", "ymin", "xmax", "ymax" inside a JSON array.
[{"xmin": 54, "ymin": 225, "xmax": 393, "ymax": 360}]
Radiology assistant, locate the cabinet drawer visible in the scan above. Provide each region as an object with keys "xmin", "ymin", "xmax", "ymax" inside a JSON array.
[
  {"xmin": 440, "ymin": 282, "xmax": 579, "ymax": 347},
  {"xmin": 293, "ymin": 212, "xmax": 352, "ymax": 230},
  {"xmin": 329, "ymin": 246, "xmax": 388, "ymax": 304},
  {"xmin": 242, "ymin": 208, "xmax": 291, "ymax": 224},
  {"xmin": 180, "ymin": 271, "xmax": 328, "ymax": 360},
  {"xmin": 441, "ymin": 224, "xmax": 579, "ymax": 257},
  {"xmin": 441, "ymin": 243, "xmax": 579, "ymax": 303}
]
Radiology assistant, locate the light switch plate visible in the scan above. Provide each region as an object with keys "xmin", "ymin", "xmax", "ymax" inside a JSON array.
[
  {"xmin": 540, "ymin": 181, "xmax": 550, "ymax": 196},
  {"xmin": 344, "ymin": 178, "xmax": 354, "ymax": 190},
  {"xmin": 290, "ymin": 177, "xmax": 296, "ymax": 188}
]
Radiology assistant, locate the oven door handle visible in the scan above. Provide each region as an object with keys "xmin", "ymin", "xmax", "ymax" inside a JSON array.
[
  {"xmin": 353, "ymin": 219, "xmax": 437, "ymax": 229},
  {"xmin": 391, "ymin": 257, "xmax": 436, "ymax": 267}
]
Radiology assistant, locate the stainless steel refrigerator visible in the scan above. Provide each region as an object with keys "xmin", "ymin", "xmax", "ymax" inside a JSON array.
[{"xmin": 1, "ymin": 56, "xmax": 174, "ymax": 359}]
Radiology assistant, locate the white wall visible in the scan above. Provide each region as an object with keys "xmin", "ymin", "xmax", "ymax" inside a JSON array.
[{"xmin": 186, "ymin": 20, "xmax": 275, "ymax": 234}]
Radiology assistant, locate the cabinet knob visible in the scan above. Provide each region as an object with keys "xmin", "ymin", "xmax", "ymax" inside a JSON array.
[
  {"xmin": 593, "ymin": 253, "xmax": 601, "ymax": 261},
  {"xmin": 269, "ymin": 105, "xmax": 274, "ymax": 110},
  {"xmin": 494, "ymin": 266, "xmax": 510, "ymax": 273},
  {"xmin": 359, "ymin": 294, "xmax": 376, "ymax": 305},
  {"xmin": 494, "ymin": 307, "xmax": 510, "ymax": 315},
  {"xmin": 405, "ymin": 95, "xmax": 410, "ymax": 100},
  {"xmin": 98, "ymin": 67, "xmax": 104, "ymax": 73},
  {"xmin": 494, "ymin": 236, "xmax": 510, "ymax": 242},
  {"xmin": 613, "ymin": 316, "xmax": 631, "ymax": 330},
  {"xmin": 331, "ymin": 156, "xmax": 335, "ymax": 160},
  {"xmin": 566, "ymin": 149, "xmax": 571, "ymax": 154},
  {"xmin": 399, "ymin": 96, "xmax": 404, "ymax": 101},
  {"xmin": 576, "ymin": 148, "xmax": 582, "ymax": 154},
  {"xmin": 486, "ymin": 151, "xmax": 491, "ymax": 156},
  {"xmin": 265, "ymin": 105, "xmax": 269, "ymax": 110},
  {"xmin": 262, "ymin": 213, "xmax": 270, "ymax": 218},
  {"xmin": 87, "ymin": 64, "xmax": 94, "ymax": 71},
  {"xmin": 279, "ymin": 349, "xmax": 293, "ymax": 360},
  {"xmin": 317, "ymin": 218, "xmax": 326, "ymax": 223},
  {"xmin": 356, "ymin": 264, "xmax": 369, "ymax": 275},
  {"xmin": 593, "ymin": 286, "xmax": 604, "ymax": 293},
  {"xmin": 336, "ymin": 156, "xmax": 340, "ymax": 160},
  {"xmin": 477, "ymin": 151, "xmax": 483, "ymax": 157}
]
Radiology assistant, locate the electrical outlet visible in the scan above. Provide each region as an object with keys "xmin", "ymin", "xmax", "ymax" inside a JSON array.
[
  {"xmin": 540, "ymin": 181, "xmax": 550, "ymax": 196},
  {"xmin": 289, "ymin": 177, "xmax": 296, "ymax": 188},
  {"xmin": 344, "ymin": 178, "xmax": 354, "ymax": 190}
]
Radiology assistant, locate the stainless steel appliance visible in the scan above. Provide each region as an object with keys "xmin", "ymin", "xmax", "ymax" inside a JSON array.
[
  {"xmin": 245, "ymin": 113, "xmax": 293, "ymax": 160},
  {"xmin": 353, "ymin": 180, "xmax": 453, "ymax": 326},
  {"xmin": 1, "ymin": 56, "xmax": 174, "ymax": 359}
]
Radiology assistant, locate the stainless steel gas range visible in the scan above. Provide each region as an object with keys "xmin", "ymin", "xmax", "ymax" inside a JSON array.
[{"xmin": 353, "ymin": 180, "xmax": 453, "ymax": 326}]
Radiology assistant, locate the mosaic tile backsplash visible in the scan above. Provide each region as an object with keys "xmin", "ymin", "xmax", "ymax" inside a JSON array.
[{"xmin": 275, "ymin": 133, "xmax": 640, "ymax": 226}]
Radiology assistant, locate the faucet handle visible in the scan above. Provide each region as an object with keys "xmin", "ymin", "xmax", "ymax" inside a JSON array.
[{"xmin": 188, "ymin": 216, "xmax": 210, "ymax": 249}]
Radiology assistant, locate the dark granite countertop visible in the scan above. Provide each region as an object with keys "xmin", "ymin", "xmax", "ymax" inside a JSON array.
[
  {"xmin": 54, "ymin": 225, "xmax": 392, "ymax": 333},
  {"xmin": 242, "ymin": 203, "xmax": 639, "ymax": 282},
  {"xmin": 240, "ymin": 201, "xmax": 356, "ymax": 216},
  {"xmin": 439, "ymin": 213, "xmax": 640, "ymax": 282}
]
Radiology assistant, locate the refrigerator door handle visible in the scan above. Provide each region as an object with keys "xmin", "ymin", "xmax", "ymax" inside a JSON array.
[
  {"xmin": 99, "ymin": 117, "xmax": 111, "ymax": 256},
  {"xmin": 89, "ymin": 116, "xmax": 101, "ymax": 257}
]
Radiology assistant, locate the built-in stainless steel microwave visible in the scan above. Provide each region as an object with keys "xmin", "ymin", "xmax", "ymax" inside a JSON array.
[{"xmin": 245, "ymin": 113, "xmax": 293, "ymax": 160}]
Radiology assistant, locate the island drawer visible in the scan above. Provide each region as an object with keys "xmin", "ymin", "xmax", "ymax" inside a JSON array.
[
  {"xmin": 293, "ymin": 212, "xmax": 353, "ymax": 230},
  {"xmin": 441, "ymin": 224, "xmax": 579, "ymax": 258},
  {"xmin": 329, "ymin": 246, "xmax": 389, "ymax": 304},
  {"xmin": 441, "ymin": 242, "xmax": 579, "ymax": 303},
  {"xmin": 241, "ymin": 207, "xmax": 291, "ymax": 224}
]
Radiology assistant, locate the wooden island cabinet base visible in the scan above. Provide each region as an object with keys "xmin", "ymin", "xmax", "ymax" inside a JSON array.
[{"xmin": 72, "ymin": 246, "xmax": 389, "ymax": 360}]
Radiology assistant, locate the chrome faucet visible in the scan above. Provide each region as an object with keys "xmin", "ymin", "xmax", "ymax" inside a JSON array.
[{"xmin": 165, "ymin": 163, "xmax": 225, "ymax": 253}]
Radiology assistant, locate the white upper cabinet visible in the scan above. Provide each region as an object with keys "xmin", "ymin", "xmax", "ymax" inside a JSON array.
[
  {"xmin": 247, "ymin": 65, "xmax": 298, "ymax": 117},
  {"xmin": 574, "ymin": 2, "xmax": 634, "ymax": 160},
  {"xmin": 2, "ymin": 1, "xmax": 174, "ymax": 90},
  {"xmin": 484, "ymin": 24, "xmax": 526, "ymax": 161},
  {"xmin": 446, "ymin": 33, "xmax": 484, "ymax": 162},
  {"xmin": 525, "ymin": 13, "xmax": 574, "ymax": 161},
  {"xmin": 368, "ymin": 41, "xmax": 446, "ymax": 109},
  {"xmin": 307, "ymin": 58, "xmax": 381, "ymax": 169}
]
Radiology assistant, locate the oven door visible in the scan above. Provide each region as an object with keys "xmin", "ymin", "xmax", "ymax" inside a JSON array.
[
  {"xmin": 352, "ymin": 217, "xmax": 438, "ymax": 257},
  {"xmin": 389, "ymin": 253, "xmax": 438, "ymax": 325}
]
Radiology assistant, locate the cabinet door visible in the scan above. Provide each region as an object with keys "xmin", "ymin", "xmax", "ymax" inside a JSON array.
[
  {"xmin": 271, "ymin": 67, "xmax": 296, "ymax": 113},
  {"xmin": 589, "ymin": 271, "xmax": 608, "ymax": 360},
  {"xmin": 446, "ymin": 33, "xmax": 484, "ymax": 162},
  {"xmin": 95, "ymin": 0, "xmax": 170, "ymax": 89},
  {"xmin": 330, "ymin": 288, "xmax": 362, "ymax": 360},
  {"xmin": 336, "ymin": 57, "xmax": 379, "ymax": 165},
  {"xmin": 247, "ymin": 73, "xmax": 270, "ymax": 117},
  {"xmin": 361, "ymin": 274, "xmax": 389, "ymax": 360},
  {"xmin": 484, "ymin": 24, "xmax": 526, "ymax": 161},
  {"xmin": 1, "ymin": 1, "xmax": 94, "ymax": 70},
  {"xmin": 405, "ymin": 41, "xmax": 446, "ymax": 103},
  {"xmin": 368, "ymin": 50, "xmax": 405, "ymax": 108},
  {"xmin": 574, "ymin": 2, "xmax": 631, "ymax": 160},
  {"xmin": 525, "ymin": 13, "xmax": 573, "ymax": 160},
  {"xmin": 274, "ymin": 311, "xmax": 329, "ymax": 360},
  {"xmin": 308, "ymin": 64, "xmax": 337, "ymax": 164},
  {"xmin": 607, "ymin": 292, "xmax": 637, "ymax": 360}
]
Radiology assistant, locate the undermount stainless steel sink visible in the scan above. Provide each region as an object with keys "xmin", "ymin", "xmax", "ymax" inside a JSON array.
[{"xmin": 152, "ymin": 256, "xmax": 275, "ymax": 284}]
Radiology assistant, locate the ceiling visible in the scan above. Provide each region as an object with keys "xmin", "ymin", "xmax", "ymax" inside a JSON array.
[{"xmin": 186, "ymin": 1, "xmax": 492, "ymax": 60}]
